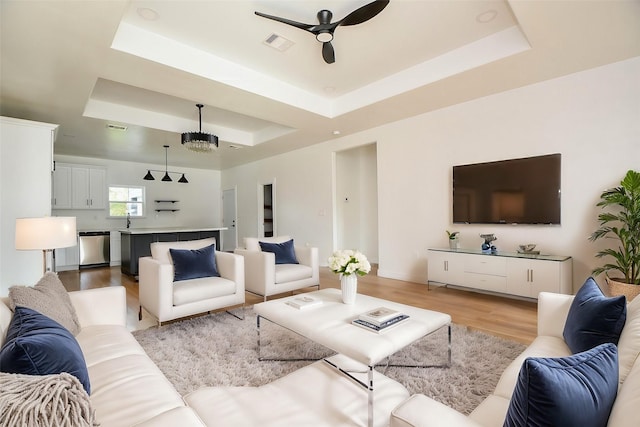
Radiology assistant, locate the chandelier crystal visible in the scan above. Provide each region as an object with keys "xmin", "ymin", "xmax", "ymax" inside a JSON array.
[{"xmin": 182, "ymin": 104, "xmax": 218, "ymax": 152}]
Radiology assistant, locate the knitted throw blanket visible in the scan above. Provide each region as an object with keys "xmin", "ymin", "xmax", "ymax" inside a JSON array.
[{"xmin": 0, "ymin": 372, "xmax": 98, "ymax": 427}]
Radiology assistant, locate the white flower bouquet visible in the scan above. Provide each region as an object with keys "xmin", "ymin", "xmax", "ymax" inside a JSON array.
[{"xmin": 328, "ymin": 249, "xmax": 371, "ymax": 277}]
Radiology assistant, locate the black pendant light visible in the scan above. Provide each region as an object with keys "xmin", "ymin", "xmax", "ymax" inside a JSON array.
[
  {"xmin": 161, "ymin": 145, "xmax": 172, "ymax": 182},
  {"xmin": 181, "ymin": 104, "xmax": 218, "ymax": 152},
  {"xmin": 142, "ymin": 145, "xmax": 188, "ymax": 183}
]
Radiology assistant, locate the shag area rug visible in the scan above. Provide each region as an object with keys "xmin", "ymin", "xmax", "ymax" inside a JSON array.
[{"xmin": 133, "ymin": 308, "xmax": 525, "ymax": 415}]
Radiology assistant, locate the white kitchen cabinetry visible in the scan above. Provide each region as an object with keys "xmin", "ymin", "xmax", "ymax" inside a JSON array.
[
  {"xmin": 72, "ymin": 166, "xmax": 106, "ymax": 209},
  {"xmin": 110, "ymin": 231, "xmax": 121, "ymax": 265},
  {"xmin": 52, "ymin": 164, "xmax": 72, "ymax": 209},
  {"xmin": 428, "ymin": 249, "xmax": 572, "ymax": 299},
  {"xmin": 53, "ymin": 163, "xmax": 106, "ymax": 210},
  {"xmin": 54, "ymin": 243, "xmax": 79, "ymax": 272}
]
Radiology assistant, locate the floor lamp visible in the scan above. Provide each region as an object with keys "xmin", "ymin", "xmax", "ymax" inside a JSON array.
[{"xmin": 15, "ymin": 216, "xmax": 77, "ymax": 274}]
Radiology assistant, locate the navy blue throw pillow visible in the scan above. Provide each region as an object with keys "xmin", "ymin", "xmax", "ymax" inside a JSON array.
[
  {"xmin": 504, "ymin": 343, "xmax": 618, "ymax": 427},
  {"xmin": 0, "ymin": 306, "xmax": 91, "ymax": 394},
  {"xmin": 259, "ymin": 239, "xmax": 299, "ymax": 265},
  {"xmin": 563, "ymin": 277, "xmax": 626, "ymax": 354},
  {"xmin": 170, "ymin": 243, "xmax": 220, "ymax": 282}
]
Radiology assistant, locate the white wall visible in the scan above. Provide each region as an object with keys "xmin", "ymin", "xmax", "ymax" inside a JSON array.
[
  {"xmin": 54, "ymin": 155, "xmax": 222, "ymax": 232},
  {"xmin": 222, "ymin": 56, "xmax": 640, "ymax": 293},
  {"xmin": 1, "ymin": 117, "xmax": 56, "ymax": 295}
]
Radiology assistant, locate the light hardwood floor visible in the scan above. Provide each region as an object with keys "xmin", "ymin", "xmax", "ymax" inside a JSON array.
[{"xmin": 58, "ymin": 265, "xmax": 537, "ymax": 344}]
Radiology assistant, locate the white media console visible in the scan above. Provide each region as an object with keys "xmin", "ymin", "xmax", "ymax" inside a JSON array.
[{"xmin": 428, "ymin": 248, "xmax": 572, "ymax": 299}]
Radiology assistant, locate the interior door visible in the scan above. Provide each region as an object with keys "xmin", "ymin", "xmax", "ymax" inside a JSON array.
[
  {"xmin": 258, "ymin": 179, "xmax": 276, "ymax": 238},
  {"xmin": 222, "ymin": 188, "xmax": 237, "ymax": 251}
]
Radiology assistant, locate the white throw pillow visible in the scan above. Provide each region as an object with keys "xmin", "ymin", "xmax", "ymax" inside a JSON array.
[{"xmin": 244, "ymin": 235, "xmax": 291, "ymax": 252}]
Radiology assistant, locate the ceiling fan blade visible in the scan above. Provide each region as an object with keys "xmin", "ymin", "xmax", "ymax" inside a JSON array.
[
  {"xmin": 340, "ymin": 0, "xmax": 390, "ymax": 26},
  {"xmin": 322, "ymin": 42, "xmax": 335, "ymax": 64},
  {"xmin": 254, "ymin": 11, "xmax": 314, "ymax": 32}
]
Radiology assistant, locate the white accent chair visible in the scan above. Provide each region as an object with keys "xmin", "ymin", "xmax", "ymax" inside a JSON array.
[
  {"xmin": 234, "ymin": 236, "xmax": 319, "ymax": 301},
  {"xmin": 139, "ymin": 238, "xmax": 245, "ymax": 325}
]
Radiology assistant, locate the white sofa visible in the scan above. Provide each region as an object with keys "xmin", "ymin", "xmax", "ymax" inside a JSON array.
[
  {"xmin": 389, "ymin": 291, "xmax": 640, "ymax": 427},
  {"xmin": 1, "ymin": 286, "xmax": 205, "ymax": 427},
  {"xmin": 1, "ymin": 286, "xmax": 409, "ymax": 427},
  {"xmin": 139, "ymin": 238, "xmax": 245, "ymax": 324},
  {"xmin": 235, "ymin": 236, "xmax": 319, "ymax": 301}
]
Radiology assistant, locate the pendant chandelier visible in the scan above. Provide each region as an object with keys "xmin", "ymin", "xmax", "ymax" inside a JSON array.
[
  {"xmin": 143, "ymin": 145, "xmax": 188, "ymax": 183},
  {"xmin": 181, "ymin": 104, "xmax": 218, "ymax": 152}
]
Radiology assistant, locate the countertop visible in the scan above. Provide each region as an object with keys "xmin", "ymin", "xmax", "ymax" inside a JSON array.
[{"xmin": 119, "ymin": 227, "xmax": 227, "ymax": 234}]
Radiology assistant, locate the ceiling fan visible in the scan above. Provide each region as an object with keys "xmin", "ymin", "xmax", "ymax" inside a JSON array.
[{"xmin": 255, "ymin": 0, "xmax": 390, "ymax": 64}]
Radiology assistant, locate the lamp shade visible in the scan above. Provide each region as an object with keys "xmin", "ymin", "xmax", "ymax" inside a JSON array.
[{"xmin": 15, "ymin": 217, "xmax": 77, "ymax": 250}]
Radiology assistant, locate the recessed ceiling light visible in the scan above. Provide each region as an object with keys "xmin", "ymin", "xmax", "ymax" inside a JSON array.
[
  {"xmin": 332, "ymin": 130, "xmax": 341, "ymax": 136},
  {"xmin": 263, "ymin": 33, "xmax": 294, "ymax": 52},
  {"xmin": 476, "ymin": 9, "xmax": 498, "ymax": 24},
  {"xmin": 137, "ymin": 7, "xmax": 159, "ymax": 21}
]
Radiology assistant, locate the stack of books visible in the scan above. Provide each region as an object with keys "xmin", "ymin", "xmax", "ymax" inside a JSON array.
[
  {"xmin": 352, "ymin": 307, "xmax": 409, "ymax": 333},
  {"xmin": 286, "ymin": 296, "xmax": 323, "ymax": 310}
]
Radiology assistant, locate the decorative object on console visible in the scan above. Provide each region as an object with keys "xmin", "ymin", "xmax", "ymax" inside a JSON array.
[
  {"xmin": 328, "ymin": 249, "xmax": 371, "ymax": 304},
  {"xmin": 15, "ymin": 216, "xmax": 77, "ymax": 273},
  {"xmin": 517, "ymin": 244, "xmax": 540, "ymax": 255},
  {"xmin": 143, "ymin": 145, "xmax": 189, "ymax": 183},
  {"xmin": 589, "ymin": 169, "xmax": 640, "ymax": 299},
  {"xmin": 446, "ymin": 231, "xmax": 460, "ymax": 250},
  {"xmin": 479, "ymin": 233, "xmax": 497, "ymax": 254},
  {"xmin": 181, "ymin": 104, "xmax": 218, "ymax": 152}
]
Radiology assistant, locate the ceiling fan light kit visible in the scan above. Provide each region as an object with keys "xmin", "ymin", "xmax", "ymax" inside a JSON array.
[
  {"xmin": 182, "ymin": 104, "xmax": 218, "ymax": 152},
  {"xmin": 143, "ymin": 145, "xmax": 188, "ymax": 183},
  {"xmin": 255, "ymin": 0, "xmax": 389, "ymax": 64}
]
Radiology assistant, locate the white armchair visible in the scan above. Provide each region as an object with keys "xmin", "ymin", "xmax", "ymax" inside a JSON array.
[
  {"xmin": 234, "ymin": 236, "xmax": 319, "ymax": 301},
  {"xmin": 139, "ymin": 238, "xmax": 245, "ymax": 325}
]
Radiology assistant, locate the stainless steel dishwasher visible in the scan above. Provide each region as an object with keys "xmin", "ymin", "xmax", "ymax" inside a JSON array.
[{"xmin": 78, "ymin": 231, "xmax": 110, "ymax": 268}]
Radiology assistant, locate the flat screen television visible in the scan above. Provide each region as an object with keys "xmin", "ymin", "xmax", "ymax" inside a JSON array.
[{"xmin": 453, "ymin": 154, "xmax": 561, "ymax": 225}]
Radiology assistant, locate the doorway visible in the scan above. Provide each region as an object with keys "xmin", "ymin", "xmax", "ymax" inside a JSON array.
[
  {"xmin": 258, "ymin": 180, "xmax": 276, "ymax": 238},
  {"xmin": 222, "ymin": 188, "xmax": 237, "ymax": 251},
  {"xmin": 334, "ymin": 144, "xmax": 378, "ymax": 262}
]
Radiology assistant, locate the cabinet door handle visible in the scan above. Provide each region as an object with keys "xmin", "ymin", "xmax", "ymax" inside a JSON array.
[{"xmin": 530, "ymin": 269, "xmax": 534, "ymax": 282}]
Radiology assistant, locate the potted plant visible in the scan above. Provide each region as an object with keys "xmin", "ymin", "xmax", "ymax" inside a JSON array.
[
  {"xmin": 589, "ymin": 169, "xmax": 640, "ymax": 300},
  {"xmin": 447, "ymin": 231, "xmax": 460, "ymax": 250},
  {"xmin": 328, "ymin": 250, "xmax": 371, "ymax": 304}
]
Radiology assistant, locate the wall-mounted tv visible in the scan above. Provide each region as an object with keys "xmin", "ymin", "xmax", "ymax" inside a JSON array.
[{"xmin": 453, "ymin": 153, "xmax": 561, "ymax": 225}]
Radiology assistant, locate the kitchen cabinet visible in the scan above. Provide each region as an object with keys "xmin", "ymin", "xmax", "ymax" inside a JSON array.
[
  {"xmin": 110, "ymin": 231, "xmax": 121, "ymax": 265},
  {"xmin": 72, "ymin": 166, "xmax": 106, "ymax": 209},
  {"xmin": 428, "ymin": 248, "xmax": 572, "ymax": 299},
  {"xmin": 54, "ymin": 243, "xmax": 79, "ymax": 271},
  {"xmin": 53, "ymin": 163, "xmax": 106, "ymax": 210},
  {"xmin": 52, "ymin": 164, "xmax": 72, "ymax": 209}
]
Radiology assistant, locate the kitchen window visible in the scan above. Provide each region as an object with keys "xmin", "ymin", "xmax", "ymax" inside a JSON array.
[{"xmin": 109, "ymin": 186, "xmax": 145, "ymax": 217}]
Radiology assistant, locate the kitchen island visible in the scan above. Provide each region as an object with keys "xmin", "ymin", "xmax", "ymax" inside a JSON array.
[{"xmin": 120, "ymin": 227, "xmax": 227, "ymax": 277}]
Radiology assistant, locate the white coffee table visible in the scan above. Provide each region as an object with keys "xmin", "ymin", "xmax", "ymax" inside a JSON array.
[{"xmin": 253, "ymin": 288, "xmax": 451, "ymax": 427}]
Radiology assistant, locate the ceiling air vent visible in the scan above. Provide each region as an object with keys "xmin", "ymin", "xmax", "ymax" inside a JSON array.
[
  {"xmin": 106, "ymin": 123, "xmax": 127, "ymax": 131},
  {"xmin": 263, "ymin": 33, "xmax": 294, "ymax": 52}
]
